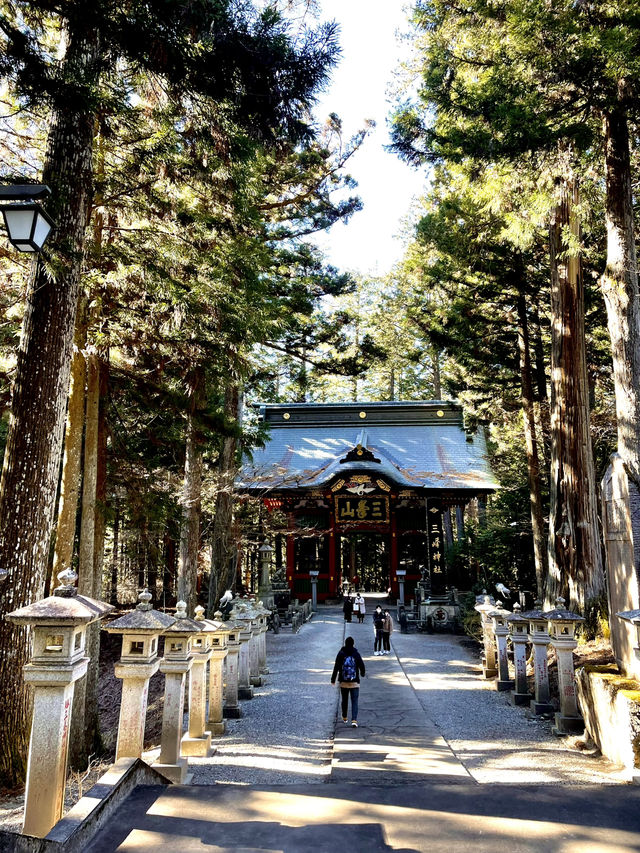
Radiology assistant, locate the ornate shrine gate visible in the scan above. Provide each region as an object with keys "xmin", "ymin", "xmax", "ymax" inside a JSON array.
[{"xmin": 239, "ymin": 401, "xmax": 498, "ymax": 602}]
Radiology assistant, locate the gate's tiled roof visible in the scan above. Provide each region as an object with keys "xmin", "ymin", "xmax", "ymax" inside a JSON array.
[{"xmin": 239, "ymin": 401, "xmax": 498, "ymax": 494}]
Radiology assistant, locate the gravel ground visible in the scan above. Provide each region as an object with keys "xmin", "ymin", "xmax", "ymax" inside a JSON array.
[
  {"xmin": 1, "ymin": 603, "xmax": 628, "ymax": 836},
  {"xmin": 191, "ymin": 603, "xmax": 626, "ymax": 787},
  {"xmin": 189, "ymin": 607, "xmax": 345, "ymax": 785},
  {"xmin": 392, "ymin": 627, "xmax": 628, "ymax": 785}
]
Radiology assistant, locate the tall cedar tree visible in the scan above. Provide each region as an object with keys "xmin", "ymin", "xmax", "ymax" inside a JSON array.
[{"xmin": 0, "ymin": 0, "xmax": 339, "ymax": 790}]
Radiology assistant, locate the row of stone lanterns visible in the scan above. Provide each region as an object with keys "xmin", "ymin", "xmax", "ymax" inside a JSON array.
[
  {"xmin": 475, "ymin": 593, "xmax": 585, "ymax": 736},
  {"xmin": 7, "ymin": 573, "xmax": 270, "ymax": 837}
]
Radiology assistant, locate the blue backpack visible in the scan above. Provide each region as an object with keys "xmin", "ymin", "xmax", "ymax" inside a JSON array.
[{"xmin": 342, "ymin": 653, "xmax": 357, "ymax": 682}]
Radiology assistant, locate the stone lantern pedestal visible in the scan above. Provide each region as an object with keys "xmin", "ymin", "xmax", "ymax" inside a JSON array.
[
  {"xmin": 6, "ymin": 569, "xmax": 113, "ymax": 838},
  {"xmin": 507, "ymin": 604, "xmax": 532, "ymax": 706},
  {"xmin": 223, "ymin": 624, "xmax": 242, "ymax": 718},
  {"xmin": 489, "ymin": 603, "xmax": 514, "ymax": 691},
  {"xmin": 474, "ymin": 592, "xmax": 497, "ymax": 679},
  {"xmin": 522, "ymin": 602, "xmax": 554, "ymax": 716},
  {"xmin": 545, "ymin": 598, "xmax": 585, "ymax": 735},
  {"xmin": 103, "ymin": 589, "xmax": 175, "ymax": 760},
  {"xmin": 154, "ymin": 601, "xmax": 200, "ymax": 783}
]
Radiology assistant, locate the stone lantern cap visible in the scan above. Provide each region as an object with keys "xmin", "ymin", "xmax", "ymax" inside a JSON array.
[
  {"xmin": 104, "ymin": 589, "xmax": 175, "ymax": 634},
  {"xmin": 488, "ymin": 602, "xmax": 511, "ymax": 620},
  {"xmin": 193, "ymin": 605, "xmax": 226, "ymax": 633},
  {"xmin": 506, "ymin": 603, "xmax": 529, "ymax": 625},
  {"xmin": 617, "ymin": 609, "xmax": 640, "ymax": 624},
  {"xmin": 7, "ymin": 569, "xmax": 113, "ymax": 627},
  {"xmin": 543, "ymin": 597, "xmax": 584, "ymax": 623},
  {"xmin": 163, "ymin": 600, "xmax": 201, "ymax": 635},
  {"xmin": 474, "ymin": 591, "xmax": 496, "ymax": 614},
  {"xmin": 519, "ymin": 606, "xmax": 548, "ymax": 622}
]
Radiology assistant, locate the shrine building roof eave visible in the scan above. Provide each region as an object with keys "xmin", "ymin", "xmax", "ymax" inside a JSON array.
[{"xmin": 237, "ymin": 400, "xmax": 499, "ymax": 495}]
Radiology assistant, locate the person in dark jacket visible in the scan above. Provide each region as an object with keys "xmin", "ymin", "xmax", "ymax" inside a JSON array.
[
  {"xmin": 372, "ymin": 605, "xmax": 385, "ymax": 655},
  {"xmin": 331, "ymin": 636, "xmax": 365, "ymax": 726},
  {"xmin": 343, "ymin": 595, "xmax": 354, "ymax": 622}
]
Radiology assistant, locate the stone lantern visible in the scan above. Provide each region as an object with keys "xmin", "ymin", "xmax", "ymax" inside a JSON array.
[
  {"xmin": 179, "ymin": 605, "xmax": 216, "ymax": 757},
  {"xmin": 616, "ymin": 609, "xmax": 640, "ymax": 666},
  {"xmin": 231, "ymin": 601, "xmax": 255, "ymax": 700},
  {"xmin": 223, "ymin": 620, "xmax": 243, "ymax": 718},
  {"xmin": 258, "ymin": 543, "xmax": 275, "ymax": 611},
  {"xmin": 154, "ymin": 600, "xmax": 200, "ymax": 783},
  {"xmin": 488, "ymin": 602, "xmax": 514, "ymax": 691},
  {"xmin": 191, "ymin": 605, "xmax": 229, "ymax": 738},
  {"xmin": 309, "ymin": 569, "xmax": 320, "ymax": 612},
  {"xmin": 204, "ymin": 610, "xmax": 230, "ymax": 735},
  {"xmin": 6, "ymin": 569, "xmax": 113, "ymax": 838},
  {"xmin": 103, "ymin": 589, "xmax": 175, "ymax": 761},
  {"xmin": 255, "ymin": 600, "xmax": 270, "ymax": 675},
  {"xmin": 544, "ymin": 597, "xmax": 585, "ymax": 735},
  {"xmin": 396, "ymin": 569, "xmax": 407, "ymax": 606},
  {"xmin": 506, "ymin": 603, "xmax": 532, "ymax": 706},
  {"xmin": 247, "ymin": 598, "xmax": 268, "ymax": 686},
  {"xmin": 474, "ymin": 592, "xmax": 497, "ymax": 679},
  {"xmin": 521, "ymin": 600, "xmax": 553, "ymax": 715}
]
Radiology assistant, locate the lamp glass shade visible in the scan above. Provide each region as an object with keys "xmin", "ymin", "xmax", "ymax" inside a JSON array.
[{"xmin": 2, "ymin": 203, "xmax": 54, "ymax": 252}]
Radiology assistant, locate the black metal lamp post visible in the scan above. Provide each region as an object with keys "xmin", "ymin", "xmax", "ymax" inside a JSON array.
[{"xmin": 0, "ymin": 184, "xmax": 55, "ymax": 252}]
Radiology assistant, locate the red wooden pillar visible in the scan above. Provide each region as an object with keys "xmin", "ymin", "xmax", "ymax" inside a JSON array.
[
  {"xmin": 286, "ymin": 513, "xmax": 295, "ymax": 593},
  {"xmin": 328, "ymin": 511, "xmax": 337, "ymax": 597},
  {"xmin": 390, "ymin": 509, "xmax": 399, "ymax": 597}
]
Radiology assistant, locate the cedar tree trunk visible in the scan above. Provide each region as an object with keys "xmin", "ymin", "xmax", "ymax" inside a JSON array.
[
  {"xmin": 545, "ymin": 176, "xmax": 604, "ymax": 610},
  {"xmin": 0, "ymin": 21, "xmax": 99, "ymax": 790}
]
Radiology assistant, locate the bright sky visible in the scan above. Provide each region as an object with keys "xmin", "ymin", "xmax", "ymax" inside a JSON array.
[{"xmin": 312, "ymin": 0, "xmax": 426, "ymax": 277}]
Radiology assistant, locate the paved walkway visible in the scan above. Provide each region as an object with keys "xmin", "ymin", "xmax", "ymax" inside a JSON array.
[{"xmin": 86, "ymin": 604, "xmax": 640, "ymax": 852}]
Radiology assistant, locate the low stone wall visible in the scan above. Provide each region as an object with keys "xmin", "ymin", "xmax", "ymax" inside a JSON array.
[{"xmin": 576, "ymin": 664, "xmax": 640, "ymax": 773}]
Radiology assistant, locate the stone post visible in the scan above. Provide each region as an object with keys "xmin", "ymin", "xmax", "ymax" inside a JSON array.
[
  {"xmin": 223, "ymin": 624, "xmax": 242, "ymax": 718},
  {"xmin": 6, "ymin": 569, "xmax": 113, "ymax": 838},
  {"xmin": 522, "ymin": 601, "xmax": 553, "ymax": 715},
  {"xmin": 396, "ymin": 569, "xmax": 406, "ymax": 606},
  {"xmin": 103, "ymin": 589, "xmax": 175, "ymax": 760},
  {"xmin": 180, "ymin": 606, "xmax": 215, "ymax": 757},
  {"xmin": 154, "ymin": 601, "xmax": 200, "ymax": 783},
  {"xmin": 488, "ymin": 603, "xmax": 513, "ymax": 691},
  {"xmin": 474, "ymin": 592, "xmax": 497, "ymax": 678},
  {"xmin": 545, "ymin": 598, "xmax": 585, "ymax": 735},
  {"xmin": 507, "ymin": 604, "xmax": 531, "ymax": 706},
  {"xmin": 310, "ymin": 570, "xmax": 319, "ymax": 612}
]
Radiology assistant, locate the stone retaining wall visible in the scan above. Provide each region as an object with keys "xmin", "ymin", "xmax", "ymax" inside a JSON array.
[{"xmin": 576, "ymin": 664, "xmax": 640, "ymax": 773}]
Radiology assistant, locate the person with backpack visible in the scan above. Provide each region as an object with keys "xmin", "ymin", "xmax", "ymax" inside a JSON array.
[
  {"xmin": 331, "ymin": 636, "xmax": 365, "ymax": 727},
  {"xmin": 372, "ymin": 605, "xmax": 385, "ymax": 655}
]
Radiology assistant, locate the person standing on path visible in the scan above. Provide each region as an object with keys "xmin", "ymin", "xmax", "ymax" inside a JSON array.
[
  {"xmin": 354, "ymin": 592, "xmax": 366, "ymax": 623},
  {"xmin": 372, "ymin": 605, "xmax": 384, "ymax": 655},
  {"xmin": 331, "ymin": 636, "xmax": 365, "ymax": 727},
  {"xmin": 382, "ymin": 609, "xmax": 393, "ymax": 654},
  {"xmin": 343, "ymin": 595, "xmax": 354, "ymax": 622}
]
